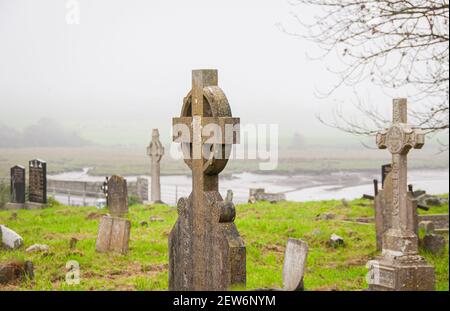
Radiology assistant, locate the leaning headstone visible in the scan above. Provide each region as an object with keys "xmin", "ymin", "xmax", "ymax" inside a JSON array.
[
  {"xmin": 26, "ymin": 159, "xmax": 47, "ymax": 209},
  {"xmin": 282, "ymin": 238, "xmax": 308, "ymax": 291},
  {"xmin": 170, "ymin": 69, "xmax": 245, "ymax": 291},
  {"xmin": 147, "ymin": 128, "xmax": 164, "ymax": 204},
  {"xmin": 366, "ymin": 98, "xmax": 434, "ymax": 291},
  {"xmin": 5, "ymin": 165, "xmax": 26, "ymax": 210},
  {"xmin": 95, "ymin": 175, "xmax": 131, "ymax": 255},
  {"xmin": 0, "ymin": 225, "xmax": 24, "ymax": 249}
]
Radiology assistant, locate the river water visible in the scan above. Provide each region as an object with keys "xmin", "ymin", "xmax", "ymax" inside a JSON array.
[{"xmin": 48, "ymin": 168, "xmax": 449, "ymax": 205}]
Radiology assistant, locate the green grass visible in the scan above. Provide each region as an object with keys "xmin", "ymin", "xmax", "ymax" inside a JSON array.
[{"xmin": 0, "ymin": 197, "xmax": 448, "ymax": 291}]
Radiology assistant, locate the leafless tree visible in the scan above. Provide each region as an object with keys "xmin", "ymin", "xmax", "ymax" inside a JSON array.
[{"xmin": 282, "ymin": 0, "xmax": 449, "ymax": 137}]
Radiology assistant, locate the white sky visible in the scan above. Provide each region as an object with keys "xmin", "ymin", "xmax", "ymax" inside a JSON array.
[{"xmin": 0, "ymin": 0, "xmax": 433, "ymax": 146}]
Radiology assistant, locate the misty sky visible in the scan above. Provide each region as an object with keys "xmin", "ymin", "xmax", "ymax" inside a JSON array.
[{"xmin": 0, "ymin": 0, "xmax": 437, "ymax": 146}]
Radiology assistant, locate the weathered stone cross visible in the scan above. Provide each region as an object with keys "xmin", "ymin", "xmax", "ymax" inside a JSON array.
[
  {"xmin": 147, "ymin": 128, "xmax": 164, "ymax": 203},
  {"xmin": 376, "ymin": 98, "xmax": 424, "ymax": 237},
  {"xmin": 169, "ymin": 69, "xmax": 245, "ymax": 291},
  {"xmin": 368, "ymin": 98, "xmax": 434, "ymax": 291}
]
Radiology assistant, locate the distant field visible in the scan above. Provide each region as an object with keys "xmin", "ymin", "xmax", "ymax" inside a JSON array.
[{"xmin": 0, "ymin": 146, "xmax": 448, "ymax": 178}]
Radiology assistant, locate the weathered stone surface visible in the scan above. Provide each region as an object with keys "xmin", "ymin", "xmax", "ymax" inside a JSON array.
[
  {"xmin": 0, "ymin": 225, "xmax": 24, "ymax": 249},
  {"xmin": 0, "ymin": 261, "xmax": 34, "ymax": 284},
  {"xmin": 282, "ymin": 238, "xmax": 308, "ymax": 291},
  {"xmin": 10, "ymin": 165, "xmax": 25, "ymax": 204},
  {"xmin": 147, "ymin": 129, "xmax": 164, "ymax": 203},
  {"xmin": 28, "ymin": 159, "xmax": 47, "ymax": 204},
  {"xmin": 107, "ymin": 175, "xmax": 128, "ymax": 217},
  {"xmin": 170, "ymin": 70, "xmax": 245, "ymax": 291},
  {"xmin": 248, "ymin": 188, "xmax": 285, "ymax": 204},
  {"xmin": 328, "ymin": 233, "xmax": 344, "ymax": 248},
  {"xmin": 422, "ymin": 234, "xmax": 446, "ymax": 255},
  {"xmin": 26, "ymin": 244, "xmax": 49, "ymax": 253},
  {"xmin": 95, "ymin": 216, "xmax": 131, "ymax": 255},
  {"xmin": 136, "ymin": 177, "xmax": 149, "ymax": 203},
  {"xmin": 367, "ymin": 98, "xmax": 435, "ymax": 291},
  {"xmin": 419, "ymin": 214, "xmax": 449, "ymax": 230}
]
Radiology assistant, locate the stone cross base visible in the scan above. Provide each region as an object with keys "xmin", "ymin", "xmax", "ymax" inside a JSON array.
[
  {"xmin": 3, "ymin": 203, "xmax": 25, "ymax": 210},
  {"xmin": 96, "ymin": 216, "xmax": 131, "ymax": 255},
  {"xmin": 24, "ymin": 202, "xmax": 46, "ymax": 210},
  {"xmin": 169, "ymin": 193, "xmax": 246, "ymax": 291},
  {"xmin": 368, "ymin": 255, "xmax": 435, "ymax": 291}
]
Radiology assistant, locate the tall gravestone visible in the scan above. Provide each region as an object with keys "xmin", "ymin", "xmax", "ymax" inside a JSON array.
[
  {"xmin": 5, "ymin": 166, "xmax": 26, "ymax": 210},
  {"xmin": 367, "ymin": 98, "xmax": 434, "ymax": 291},
  {"xmin": 26, "ymin": 159, "xmax": 47, "ymax": 209},
  {"xmin": 170, "ymin": 69, "xmax": 246, "ymax": 291},
  {"xmin": 147, "ymin": 128, "xmax": 164, "ymax": 203},
  {"xmin": 96, "ymin": 175, "xmax": 131, "ymax": 254}
]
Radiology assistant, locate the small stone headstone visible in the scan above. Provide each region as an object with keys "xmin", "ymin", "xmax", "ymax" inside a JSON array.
[
  {"xmin": 107, "ymin": 175, "xmax": 128, "ymax": 217},
  {"xmin": 0, "ymin": 225, "xmax": 24, "ymax": 249},
  {"xmin": 136, "ymin": 177, "xmax": 149, "ymax": 203},
  {"xmin": 422, "ymin": 234, "xmax": 446, "ymax": 255},
  {"xmin": 27, "ymin": 159, "xmax": 47, "ymax": 208},
  {"xmin": 282, "ymin": 238, "xmax": 308, "ymax": 291},
  {"xmin": 6, "ymin": 165, "xmax": 26, "ymax": 209},
  {"xmin": 96, "ymin": 216, "xmax": 131, "ymax": 255}
]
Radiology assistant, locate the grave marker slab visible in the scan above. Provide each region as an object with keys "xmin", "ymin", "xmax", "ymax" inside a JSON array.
[
  {"xmin": 4, "ymin": 165, "xmax": 26, "ymax": 210},
  {"xmin": 107, "ymin": 175, "xmax": 128, "ymax": 217},
  {"xmin": 169, "ymin": 70, "xmax": 245, "ymax": 291},
  {"xmin": 26, "ymin": 159, "xmax": 47, "ymax": 209},
  {"xmin": 95, "ymin": 216, "xmax": 131, "ymax": 254},
  {"xmin": 282, "ymin": 238, "xmax": 308, "ymax": 291}
]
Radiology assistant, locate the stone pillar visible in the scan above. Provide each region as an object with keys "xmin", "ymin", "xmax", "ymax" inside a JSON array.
[{"xmin": 147, "ymin": 129, "xmax": 164, "ymax": 204}]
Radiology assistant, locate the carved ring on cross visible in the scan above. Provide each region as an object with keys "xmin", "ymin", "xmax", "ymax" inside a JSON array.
[{"xmin": 179, "ymin": 86, "xmax": 237, "ymax": 175}]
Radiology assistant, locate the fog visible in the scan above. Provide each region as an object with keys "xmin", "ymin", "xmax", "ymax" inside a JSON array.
[{"xmin": 0, "ymin": 0, "xmax": 445, "ymax": 147}]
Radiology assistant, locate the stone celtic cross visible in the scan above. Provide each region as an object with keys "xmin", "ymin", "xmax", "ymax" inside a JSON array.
[
  {"xmin": 169, "ymin": 69, "xmax": 245, "ymax": 291},
  {"xmin": 147, "ymin": 128, "xmax": 164, "ymax": 203},
  {"xmin": 376, "ymin": 98, "xmax": 424, "ymax": 235},
  {"xmin": 368, "ymin": 98, "xmax": 434, "ymax": 291}
]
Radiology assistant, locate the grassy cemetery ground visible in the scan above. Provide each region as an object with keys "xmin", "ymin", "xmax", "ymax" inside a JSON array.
[{"xmin": 0, "ymin": 196, "xmax": 448, "ymax": 291}]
